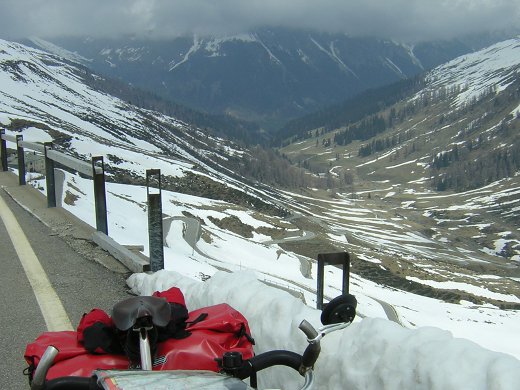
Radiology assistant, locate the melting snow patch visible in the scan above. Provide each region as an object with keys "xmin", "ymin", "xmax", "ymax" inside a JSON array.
[
  {"xmin": 356, "ymin": 253, "xmax": 382, "ymax": 264},
  {"xmin": 408, "ymin": 177, "xmax": 429, "ymax": 184},
  {"xmin": 406, "ymin": 276, "xmax": 520, "ymax": 303},
  {"xmin": 493, "ymin": 238, "xmax": 511, "ymax": 254},
  {"xmin": 327, "ymin": 233, "xmax": 348, "ymax": 243},
  {"xmin": 386, "ymin": 159, "xmax": 417, "ymax": 169},
  {"xmin": 401, "ymin": 201, "xmax": 415, "ymax": 209}
]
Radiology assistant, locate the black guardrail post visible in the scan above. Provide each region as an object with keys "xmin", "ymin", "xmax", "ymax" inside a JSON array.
[
  {"xmin": 1, "ymin": 129, "xmax": 7, "ymax": 171},
  {"xmin": 16, "ymin": 135, "xmax": 26, "ymax": 185},
  {"xmin": 146, "ymin": 169, "xmax": 164, "ymax": 272},
  {"xmin": 44, "ymin": 142, "xmax": 56, "ymax": 207},
  {"xmin": 92, "ymin": 156, "xmax": 108, "ymax": 235},
  {"xmin": 316, "ymin": 252, "xmax": 350, "ymax": 310}
]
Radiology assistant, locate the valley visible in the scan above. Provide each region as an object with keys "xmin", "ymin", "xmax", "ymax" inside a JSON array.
[
  {"xmin": 29, "ymin": 30, "xmax": 490, "ymax": 130},
  {"xmin": 278, "ymin": 38, "xmax": 520, "ymax": 309}
]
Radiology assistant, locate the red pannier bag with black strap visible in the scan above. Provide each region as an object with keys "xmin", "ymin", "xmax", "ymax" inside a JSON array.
[
  {"xmin": 24, "ymin": 291, "xmax": 255, "ymax": 380},
  {"xmin": 153, "ymin": 287, "xmax": 191, "ymax": 340},
  {"xmin": 76, "ymin": 308, "xmax": 122, "ymax": 354},
  {"xmin": 153, "ymin": 303, "xmax": 255, "ymax": 371}
]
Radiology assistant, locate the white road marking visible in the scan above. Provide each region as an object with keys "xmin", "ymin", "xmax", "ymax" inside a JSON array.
[{"xmin": 0, "ymin": 195, "xmax": 73, "ymax": 331}]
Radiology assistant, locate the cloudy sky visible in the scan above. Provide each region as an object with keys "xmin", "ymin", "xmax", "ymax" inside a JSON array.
[{"xmin": 0, "ymin": 0, "xmax": 519, "ymax": 42}]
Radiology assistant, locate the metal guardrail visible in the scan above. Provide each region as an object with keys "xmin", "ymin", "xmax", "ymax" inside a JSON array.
[
  {"xmin": 1, "ymin": 129, "xmax": 161, "ymax": 273},
  {"xmin": 0, "ymin": 130, "xmax": 6, "ymax": 171},
  {"xmin": 1, "ymin": 132, "xmax": 17, "ymax": 143},
  {"xmin": 46, "ymin": 148, "xmax": 92, "ymax": 177},
  {"xmin": 92, "ymin": 232, "xmax": 150, "ymax": 273},
  {"xmin": 18, "ymin": 140, "xmax": 45, "ymax": 153},
  {"xmin": 2, "ymin": 130, "xmax": 351, "ymax": 289},
  {"xmin": 146, "ymin": 169, "xmax": 164, "ymax": 272}
]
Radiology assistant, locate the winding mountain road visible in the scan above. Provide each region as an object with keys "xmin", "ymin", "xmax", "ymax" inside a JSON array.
[{"xmin": 164, "ymin": 213, "xmax": 404, "ymax": 326}]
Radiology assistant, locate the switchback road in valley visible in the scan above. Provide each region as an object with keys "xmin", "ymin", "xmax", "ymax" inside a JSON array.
[{"xmin": 166, "ymin": 211, "xmax": 404, "ymax": 326}]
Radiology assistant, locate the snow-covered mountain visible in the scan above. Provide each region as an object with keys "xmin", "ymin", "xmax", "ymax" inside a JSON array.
[
  {"xmin": 1, "ymin": 38, "xmax": 519, "ymax": 386},
  {"xmin": 27, "ymin": 29, "xmax": 488, "ymax": 128},
  {"xmin": 0, "ymin": 39, "xmax": 267, "ymax": 195},
  {"xmin": 426, "ymin": 37, "xmax": 520, "ymax": 107}
]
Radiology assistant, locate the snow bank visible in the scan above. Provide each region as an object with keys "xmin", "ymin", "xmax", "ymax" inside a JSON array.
[{"xmin": 127, "ymin": 270, "xmax": 520, "ymax": 390}]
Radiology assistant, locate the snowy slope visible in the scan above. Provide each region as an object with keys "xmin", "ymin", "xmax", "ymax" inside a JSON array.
[
  {"xmin": 283, "ymin": 36, "xmax": 520, "ymax": 265},
  {"xmin": 0, "ymin": 39, "xmax": 257, "ymax": 185},
  {"xmin": 426, "ymin": 37, "xmax": 520, "ymax": 106},
  {"xmin": 27, "ymin": 36, "xmax": 91, "ymax": 65}
]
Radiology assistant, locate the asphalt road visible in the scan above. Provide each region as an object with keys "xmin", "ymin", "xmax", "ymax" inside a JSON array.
[{"xmin": 0, "ymin": 174, "xmax": 131, "ymax": 389}]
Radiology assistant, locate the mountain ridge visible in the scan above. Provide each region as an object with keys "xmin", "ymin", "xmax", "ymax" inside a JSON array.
[{"xmin": 26, "ymin": 28, "xmax": 508, "ymax": 130}]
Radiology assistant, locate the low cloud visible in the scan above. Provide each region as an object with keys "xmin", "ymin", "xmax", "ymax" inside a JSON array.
[{"xmin": 1, "ymin": 0, "xmax": 519, "ymax": 42}]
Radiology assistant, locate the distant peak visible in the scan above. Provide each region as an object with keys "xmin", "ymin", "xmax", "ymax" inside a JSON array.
[{"xmin": 27, "ymin": 37, "xmax": 91, "ymax": 65}]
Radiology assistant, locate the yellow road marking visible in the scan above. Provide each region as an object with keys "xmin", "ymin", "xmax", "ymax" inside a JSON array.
[{"xmin": 0, "ymin": 195, "xmax": 73, "ymax": 331}]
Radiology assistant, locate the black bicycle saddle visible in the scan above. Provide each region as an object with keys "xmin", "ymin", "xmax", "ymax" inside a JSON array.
[{"xmin": 112, "ymin": 296, "xmax": 171, "ymax": 331}]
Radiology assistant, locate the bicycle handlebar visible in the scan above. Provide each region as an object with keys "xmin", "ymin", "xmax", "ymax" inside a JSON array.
[
  {"xmin": 299, "ymin": 320, "xmax": 321, "ymax": 372},
  {"xmin": 226, "ymin": 319, "xmax": 326, "ymax": 387},
  {"xmin": 31, "ymin": 319, "xmax": 352, "ymax": 390},
  {"xmin": 298, "ymin": 320, "xmax": 319, "ymax": 340},
  {"xmin": 30, "ymin": 345, "xmax": 101, "ymax": 390}
]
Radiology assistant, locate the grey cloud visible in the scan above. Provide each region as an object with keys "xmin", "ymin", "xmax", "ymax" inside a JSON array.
[{"xmin": 0, "ymin": 0, "xmax": 519, "ymax": 42}]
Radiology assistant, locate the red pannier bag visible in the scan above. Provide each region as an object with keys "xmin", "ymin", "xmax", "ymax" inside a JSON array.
[
  {"xmin": 24, "ymin": 331, "xmax": 128, "ymax": 379},
  {"xmin": 155, "ymin": 303, "xmax": 255, "ymax": 371},
  {"xmin": 24, "ymin": 302, "xmax": 255, "ymax": 380}
]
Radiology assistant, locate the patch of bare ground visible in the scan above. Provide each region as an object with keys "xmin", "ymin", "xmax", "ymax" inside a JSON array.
[
  {"xmin": 63, "ymin": 190, "xmax": 79, "ymax": 205},
  {"xmin": 208, "ymin": 215, "xmax": 254, "ymax": 238},
  {"xmin": 278, "ymin": 239, "xmax": 347, "ymax": 264},
  {"xmin": 256, "ymin": 226, "xmax": 287, "ymax": 239}
]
